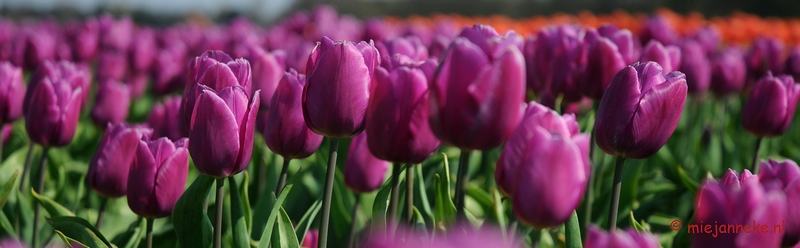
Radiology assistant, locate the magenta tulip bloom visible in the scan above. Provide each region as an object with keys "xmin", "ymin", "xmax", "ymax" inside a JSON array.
[
  {"xmin": 301, "ymin": 229, "xmax": 319, "ymax": 248},
  {"xmin": 595, "ymin": 61, "xmax": 687, "ymax": 159},
  {"xmin": 784, "ymin": 47, "xmax": 800, "ymax": 80},
  {"xmin": 585, "ymin": 226, "xmax": 659, "ymax": 248},
  {"xmin": 377, "ymin": 36, "xmax": 428, "ymax": 66},
  {"xmin": 127, "ymin": 137, "xmax": 189, "ymax": 219},
  {"xmin": 91, "ymin": 80, "xmax": 131, "ymax": 126},
  {"xmin": 152, "ymin": 43, "xmax": 188, "ymax": 95},
  {"xmin": 182, "ymin": 50, "xmax": 252, "ymax": 129},
  {"xmin": 711, "ymin": 46, "xmax": 747, "ymax": 95},
  {"xmin": 248, "ymin": 46, "xmax": 286, "ymax": 110},
  {"xmin": 343, "ymin": 132, "xmax": 389, "ymax": 193},
  {"xmin": 679, "ymin": 40, "xmax": 712, "ymax": 94},
  {"xmin": 87, "ymin": 123, "xmax": 152, "ymax": 198},
  {"xmin": 578, "ymin": 29, "xmax": 628, "ymax": 100},
  {"xmin": 129, "ymin": 27, "xmax": 157, "ymax": 73},
  {"xmin": 264, "ymin": 70, "xmax": 322, "ymax": 159},
  {"xmin": 0, "ymin": 62, "xmax": 25, "ymax": 124},
  {"xmin": 98, "ymin": 14, "xmax": 133, "ymax": 52},
  {"xmin": 24, "ymin": 76, "xmax": 84, "ymax": 148},
  {"xmin": 693, "ymin": 169, "xmax": 786, "ymax": 248},
  {"xmin": 13, "ymin": 27, "xmax": 57, "ymax": 70},
  {"xmin": 746, "ymin": 37, "xmax": 784, "ymax": 84},
  {"xmin": 638, "ymin": 15, "xmax": 678, "ymax": 46},
  {"xmin": 760, "ymin": 159, "xmax": 800, "ymax": 245},
  {"xmin": 96, "ymin": 49, "xmax": 128, "ymax": 82},
  {"xmin": 189, "ymin": 86, "xmax": 260, "ymax": 178},
  {"xmin": 148, "ymin": 96, "xmax": 184, "ymax": 141},
  {"xmin": 741, "ymin": 73, "xmax": 800, "ymax": 137},
  {"xmin": 597, "ymin": 24, "xmax": 637, "ymax": 65},
  {"xmin": 639, "ymin": 40, "xmax": 681, "ymax": 75},
  {"xmin": 527, "ymin": 26, "xmax": 582, "ymax": 106},
  {"xmin": 69, "ymin": 18, "xmax": 100, "ymax": 62},
  {"xmin": 302, "ymin": 36, "xmax": 378, "ymax": 138},
  {"xmin": 25, "ymin": 60, "xmax": 91, "ymax": 111},
  {"xmin": 429, "ymin": 24, "xmax": 526, "ymax": 150}
]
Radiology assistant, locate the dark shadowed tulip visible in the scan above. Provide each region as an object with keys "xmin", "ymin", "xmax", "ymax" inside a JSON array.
[
  {"xmin": 692, "ymin": 25, "xmax": 721, "ymax": 56},
  {"xmin": 578, "ymin": 29, "xmax": 627, "ymax": 100},
  {"xmin": 639, "ymin": 40, "xmax": 681, "ymax": 75},
  {"xmin": 595, "ymin": 62, "xmax": 687, "ymax": 159},
  {"xmin": 366, "ymin": 65, "xmax": 440, "ymax": 164},
  {"xmin": 428, "ymin": 34, "xmax": 451, "ymax": 61},
  {"xmin": 711, "ymin": 46, "xmax": 747, "ymax": 95},
  {"xmin": 127, "ymin": 137, "xmax": 189, "ymax": 219},
  {"xmin": 741, "ymin": 73, "xmax": 800, "ymax": 137},
  {"xmin": 24, "ymin": 76, "xmax": 84, "ymax": 148},
  {"xmin": 760, "ymin": 159, "xmax": 800, "ymax": 245},
  {"xmin": 302, "ymin": 36, "xmax": 378, "ymax": 138},
  {"xmin": 746, "ymin": 37, "xmax": 784, "ymax": 84},
  {"xmin": 429, "ymin": 24, "xmax": 526, "ymax": 150},
  {"xmin": 189, "ymin": 86, "xmax": 260, "ymax": 178},
  {"xmin": 680, "ymin": 40, "xmax": 712, "ymax": 94},
  {"xmin": 13, "ymin": 26, "xmax": 57, "ymax": 70},
  {"xmin": 87, "ymin": 123, "xmax": 152, "ymax": 198},
  {"xmin": 638, "ymin": 15, "xmax": 678, "ymax": 46},
  {"xmin": 784, "ymin": 47, "xmax": 800, "ymax": 80},
  {"xmin": 182, "ymin": 50, "xmax": 252, "ymax": 129},
  {"xmin": 69, "ymin": 18, "xmax": 99, "ymax": 62},
  {"xmin": 585, "ymin": 226, "xmax": 659, "ymax": 248},
  {"xmin": 0, "ymin": 62, "xmax": 25, "ymax": 124},
  {"xmin": 0, "ymin": 20, "xmax": 15, "ymax": 62},
  {"xmin": 527, "ymin": 26, "xmax": 582, "ymax": 105},
  {"xmin": 148, "ymin": 96, "xmax": 184, "ymax": 141},
  {"xmin": 91, "ymin": 80, "xmax": 131, "ymax": 126},
  {"xmin": 343, "ymin": 132, "xmax": 389, "ymax": 193},
  {"xmin": 96, "ymin": 49, "xmax": 128, "ymax": 82},
  {"xmin": 25, "ymin": 60, "xmax": 91, "ymax": 111},
  {"xmin": 249, "ymin": 46, "xmax": 286, "ymax": 110},
  {"xmin": 301, "ymin": 229, "xmax": 319, "ymax": 248},
  {"xmin": 693, "ymin": 169, "xmax": 786, "ymax": 248},
  {"xmin": 264, "ymin": 70, "xmax": 322, "ymax": 159}
]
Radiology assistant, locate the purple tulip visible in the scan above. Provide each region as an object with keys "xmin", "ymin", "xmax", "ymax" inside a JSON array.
[
  {"xmin": 264, "ymin": 70, "xmax": 322, "ymax": 159},
  {"xmin": 182, "ymin": 50, "xmax": 252, "ymax": 131},
  {"xmin": 152, "ymin": 43, "xmax": 188, "ymax": 95},
  {"xmin": 693, "ymin": 169, "xmax": 786, "ymax": 248},
  {"xmin": 25, "ymin": 60, "xmax": 91, "ymax": 112},
  {"xmin": 188, "ymin": 86, "xmax": 260, "ymax": 178},
  {"xmin": 99, "ymin": 15, "xmax": 133, "ymax": 52},
  {"xmin": 24, "ymin": 74, "xmax": 84, "ymax": 148},
  {"xmin": 692, "ymin": 25, "xmax": 721, "ymax": 56},
  {"xmin": 87, "ymin": 123, "xmax": 152, "ymax": 198},
  {"xmin": 127, "ymin": 137, "xmax": 189, "ymax": 219},
  {"xmin": 69, "ymin": 18, "xmax": 100, "ymax": 62},
  {"xmin": 527, "ymin": 26, "xmax": 582, "ymax": 105},
  {"xmin": 301, "ymin": 229, "xmax": 319, "ymax": 248},
  {"xmin": 343, "ymin": 132, "xmax": 389, "ymax": 193},
  {"xmin": 711, "ymin": 46, "xmax": 747, "ymax": 96},
  {"xmin": 96, "ymin": 49, "xmax": 128, "ymax": 82},
  {"xmin": 741, "ymin": 72, "xmax": 800, "ymax": 137},
  {"xmin": 638, "ymin": 15, "xmax": 678, "ymax": 46},
  {"xmin": 428, "ymin": 34, "xmax": 452, "ymax": 61},
  {"xmin": 248, "ymin": 46, "xmax": 286, "ymax": 110},
  {"xmin": 13, "ymin": 26, "xmax": 57, "ymax": 70},
  {"xmin": 90, "ymin": 80, "xmax": 131, "ymax": 126},
  {"xmin": 3, "ymin": 124, "xmax": 13, "ymax": 145},
  {"xmin": 679, "ymin": 40, "xmax": 712, "ymax": 94},
  {"xmin": 129, "ymin": 27, "xmax": 157, "ymax": 73},
  {"xmin": 148, "ymin": 96, "xmax": 184, "ymax": 141},
  {"xmin": 784, "ymin": 47, "xmax": 800, "ymax": 80},
  {"xmin": 377, "ymin": 36, "xmax": 428, "ymax": 66},
  {"xmin": 0, "ymin": 237, "xmax": 26, "ymax": 248},
  {"xmin": 363, "ymin": 18, "xmax": 400, "ymax": 42},
  {"xmin": 286, "ymin": 40, "xmax": 316, "ymax": 74},
  {"xmin": 125, "ymin": 71, "xmax": 149, "ymax": 99},
  {"xmin": 585, "ymin": 226, "xmax": 659, "ymax": 248},
  {"xmin": 429, "ymin": 24, "xmax": 526, "ymax": 150},
  {"xmin": 0, "ymin": 62, "xmax": 25, "ymax": 124},
  {"xmin": 746, "ymin": 37, "xmax": 784, "ymax": 84},
  {"xmin": 578, "ymin": 29, "xmax": 628, "ymax": 100},
  {"xmin": 0, "ymin": 20, "xmax": 16, "ymax": 62},
  {"xmin": 639, "ymin": 40, "xmax": 681, "ymax": 75},
  {"xmin": 760, "ymin": 159, "xmax": 800, "ymax": 245},
  {"xmin": 597, "ymin": 24, "xmax": 637, "ymax": 65},
  {"xmin": 302, "ymin": 36, "xmax": 378, "ymax": 138},
  {"xmin": 595, "ymin": 62, "xmax": 687, "ymax": 159}
]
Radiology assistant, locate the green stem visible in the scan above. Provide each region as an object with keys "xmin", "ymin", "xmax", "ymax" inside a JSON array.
[
  {"xmin": 146, "ymin": 218, "xmax": 154, "ymax": 248},
  {"xmin": 18, "ymin": 143, "xmax": 35, "ymax": 193},
  {"xmin": 583, "ymin": 127, "xmax": 596, "ymax": 239},
  {"xmin": 608, "ymin": 157, "xmax": 625, "ymax": 231},
  {"xmin": 318, "ymin": 138, "xmax": 340, "ymax": 248},
  {"xmin": 96, "ymin": 197, "xmax": 108, "ymax": 229},
  {"xmin": 752, "ymin": 137, "xmax": 763, "ymax": 173},
  {"xmin": 455, "ymin": 150, "xmax": 472, "ymax": 220},
  {"xmin": 388, "ymin": 163, "xmax": 402, "ymax": 226},
  {"xmin": 276, "ymin": 158, "xmax": 291, "ymax": 196},
  {"xmin": 347, "ymin": 195, "xmax": 361, "ymax": 248},
  {"xmin": 32, "ymin": 147, "xmax": 49, "ymax": 248},
  {"xmin": 565, "ymin": 211, "xmax": 581, "ymax": 248},
  {"xmin": 406, "ymin": 164, "xmax": 414, "ymax": 224},
  {"xmin": 214, "ymin": 178, "xmax": 224, "ymax": 248}
]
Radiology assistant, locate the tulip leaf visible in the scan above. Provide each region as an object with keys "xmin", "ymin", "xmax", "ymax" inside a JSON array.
[
  {"xmin": 629, "ymin": 211, "xmax": 647, "ymax": 232},
  {"xmin": 371, "ymin": 178, "xmax": 393, "ymax": 228},
  {"xmin": 677, "ymin": 166, "xmax": 700, "ymax": 194},
  {"xmin": 433, "ymin": 174, "xmax": 456, "ymax": 230},
  {"xmin": 0, "ymin": 170, "xmax": 18, "ymax": 210},
  {"xmin": 55, "ymin": 230, "xmax": 89, "ymax": 248},
  {"xmin": 239, "ymin": 171, "xmax": 252, "ymax": 233},
  {"xmin": 412, "ymin": 206, "xmax": 427, "ymax": 231},
  {"xmin": 256, "ymin": 184, "xmax": 293, "ymax": 248},
  {"xmin": 110, "ymin": 218, "xmax": 144, "ymax": 248},
  {"xmin": 295, "ymin": 197, "xmax": 322, "ymax": 245},
  {"xmin": 47, "ymin": 216, "xmax": 115, "ymax": 248},
  {"xmin": 228, "ymin": 175, "xmax": 250, "ymax": 248},
  {"xmin": 564, "ymin": 211, "xmax": 581, "ymax": 248},
  {"xmin": 0, "ymin": 211, "xmax": 16, "ymax": 237},
  {"xmin": 31, "ymin": 188, "xmax": 76, "ymax": 217},
  {"xmin": 415, "ymin": 163, "xmax": 434, "ymax": 223},
  {"xmin": 271, "ymin": 206, "xmax": 300, "ymax": 248},
  {"xmin": 491, "ymin": 188, "xmax": 507, "ymax": 235},
  {"xmin": 172, "ymin": 174, "xmax": 214, "ymax": 248}
]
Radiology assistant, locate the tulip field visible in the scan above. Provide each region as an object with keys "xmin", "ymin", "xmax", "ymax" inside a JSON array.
[{"xmin": 4, "ymin": 5, "xmax": 800, "ymax": 248}]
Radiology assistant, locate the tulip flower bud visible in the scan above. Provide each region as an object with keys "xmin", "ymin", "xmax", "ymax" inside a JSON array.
[
  {"xmin": 129, "ymin": 27, "xmax": 156, "ymax": 73},
  {"xmin": 638, "ymin": 15, "xmax": 678, "ymax": 46},
  {"xmin": 680, "ymin": 40, "xmax": 712, "ymax": 94},
  {"xmin": 302, "ymin": 36, "xmax": 378, "ymax": 138},
  {"xmin": 91, "ymin": 80, "xmax": 131, "ymax": 126},
  {"xmin": 639, "ymin": 40, "xmax": 681, "ymax": 75},
  {"xmin": 264, "ymin": 70, "xmax": 323, "ymax": 159},
  {"xmin": 301, "ymin": 229, "xmax": 319, "ymax": 248},
  {"xmin": 96, "ymin": 49, "xmax": 128, "ymax": 82},
  {"xmin": 344, "ymin": 132, "xmax": 389, "ymax": 193},
  {"xmin": 711, "ymin": 46, "xmax": 747, "ymax": 95},
  {"xmin": 693, "ymin": 169, "xmax": 786, "ymax": 247},
  {"xmin": 527, "ymin": 26, "xmax": 582, "ymax": 106},
  {"xmin": 0, "ymin": 62, "xmax": 25, "ymax": 124},
  {"xmin": 783, "ymin": 47, "xmax": 800, "ymax": 80},
  {"xmin": 759, "ymin": 159, "xmax": 800, "ymax": 245},
  {"xmin": 692, "ymin": 25, "xmax": 721, "ymax": 56},
  {"xmin": 746, "ymin": 37, "xmax": 784, "ymax": 84},
  {"xmin": 148, "ymin": 96, "xmax": 184, "ymax": 141},
  {"xmin": 152, "ymin": 43, "xmax": 188, "ymax": 95},
  {"xmin": 595, "ymin": 61, "xmax": 687, "ymax": 159},
  {"xmin": 127, "ymin": 137, "xmax": 189, "ymax": 219},
  {"xmin": 13, "ymin": 27, "xmax": 57, "ymax": 71},
  {"xmin": 0, "ymin": 237, "xmax": 26, "ymax": 248},
  {"xmin": 597, "ymin": 24, "xmax": 637, "ymax": 65},
  {"xmin": 578, "ymin": 29, "xmax": 627, "ymax": 100},
  {"xmin": 188, "ymin": 85, "xmax": 260, "ymax": 178},
  {"xmin": 248, "ymin": 46, "xmax": 286, "ymax": 111},
  {"xmin": 741, "ymin": 73, "xmax": 800, "ymax": 137},
  {"xmin": 87, "ymin": 123, "xmax": 152, "ymax": 198},
  {"xmin": 24, "ymin": 76, "xmax": 84, "ymax": 148},
  {"xmin": 585, "ymin": 226, "xmax": 659, "ymax": 248},
  {"xmin": 26, "ymin": 61, "xmax": 91, "ymax": 112},
  {"xmin": 182, "ymin": 50, "xmax": 252, "ymax": 129},
  {"xmin": 69, "ymin": 18, "xmax": 100, "ymax": 62},
  {"xmin": 377, "ymin": 36, "xmax": 428, "ymax": 66},
  {"xmin": 99, "ymin": 14, "xmax": 133, "ymax": 52},
  {"xmin": 429, "ymin": 25, "xmax": 526, "ymax": 151}
]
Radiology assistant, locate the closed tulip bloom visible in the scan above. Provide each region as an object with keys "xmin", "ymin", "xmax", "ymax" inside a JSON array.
[
  {"xmin": 90, "ymin": 80, "xmax": 131, "ymax": 126},
  {"xmin": 127, "ymin": 137, "xmax": 189, "ymax": 219},
  {"xmin": 69, "ymin": 18, "xmax": 99, "ymax": 62},
  {"xmin": 585, "ymin": 226, "xmax": 659, "ymax": 248},
  {"xmin": 189, "ymin": 86, "xmax": 260, "ymax": 178},
  {"xmin": 377, "ymin": 36, "xmax": 428, "ymax": 66},
  {"xmin": 344, "ymin": 132, "xmax": 389, "ymax": 193},
  {"xmin": 301, "ymin": 229, "xmax": 319, "ymax": 248},
  {"xmin": 13, "ymin": 27, "xmax": 57, "ymax": 70},
  {"xmin": 527, "ymin": 26, "xmax": 582, "ymax": 105},
  {"xmin": 429, "ymin": 25, "xmax": 526, "ymax": 150},
  {"xmin": 129, "ymin": 27, "xmax": 157, "ymax": 73},
  {"xmin": 151, "ymin": 43, "xmax": 187, "ymax": 95},
  {"xmin": 25, "ymin": 76, "xmax": 84, "ymax": 148},
  {"xmin": 693, "ymin": 169, "xmax": 786, "ymax": 248},
  {"xmin": 249, "ymin": 46, "xmax": 286, "ymax": 110},
  {"xmin": 578, "ymin": 29, "xmax": 627, "ymax": 100},
  {"xmin": 741, "ymin": 73, "xmax": 800, "ymax": 137},
  {"xmin": 0, "ymin": 62, "xmax": 25, "ymax": 124},
  {"xmin": 711, "ymin": 46, "xmax": 747, "ymax": 95},
  {"xmin": 96, "ymin": 50, "xmax": 128, "ymax": 82},
  {"xmin": 302, "ymin": 36, "xmax": 378, "ymax": 138},
  {"xmin": 99, "ymin": 15, "xmax": 133, "ymax": 52},
  {"xmin": 692, "ymin": 25, "xmax": 721, "ymax": 56},
  {"xmin": 638, "ymin": 15, "xmax": 678, "ymax": 46},
  {"xmin": 595, "ymin": 62, "xmax": 687, "ymax": 159},
  {"xmin": 746, "ymin": 37, "xmax": 784, "ymax": 83},
  {"xmin": 784, "ymin": 47, "xmax": 800, "ymax": 80},
  {"xmin": 126, "ymin": 71, "xmax": 148, "ymax": 99},
  {"xmin": 25, "ymin": 60, "xmax": 91, "ymax": 111},
  {"xmin": 182, "ymin": 50, "xmax": 252, "ymax": 128},
  {"xmin": 760, "ymin": 159, "xmax": 800, "ymax": 245},
  {"xmin": 87, "ymin": 123, "xmax": 152, "ymax": 198},
  {"xmin": 639, "ymin": 40, "xmax": 681, "ymax": 75},
  {"xmin": 679, "ymin": 40, "xmax": 712, "ymax": 93},
  {"xmin": 597, "ymin": 24, "xmax": 637, "ymax": 65},
  {"xmin": 264, "ymin": 70, "xmax": 322, "ymax": 159},
  {"xmin": 148, "ymin": 96, "xmax": 183, "ymax": 141}
]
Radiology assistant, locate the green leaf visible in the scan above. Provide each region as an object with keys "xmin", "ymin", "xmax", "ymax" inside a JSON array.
[
  {"xmin": 411, "ymin": 206, "xmax": 426, "ymax": 231},
  {"xmin": 229, "ymin": 175, "xmax": 250, "ymax": 248},
  {"xmin": 271, "ymin": 207, "xmax": 300, "ymax": 248},
  {"xmin": 47, "ymin": 216, "xmax": 115, "ymax": 248},
  {"xmin": 564, "ymin": 211, "xmax": 581, "ymax": 248},
  {"xmin": 295, "ymin": 197, "xmax": 322, "ymax": 245},
  {"xmin": 677, "ymin": 166, "xmax": 700, "ymax": 194},
  {"xmin": 110, "ymin": 218, "xmax": 145, "ymax": 248},
  {"xmin": 172, "ymin": 174, "xmax": 215, "ymax": 248},
  {"xmin": 256, "ymin": 184, "xmax": 293, "ymax": 248},
  {"xmin": 371, "ymin": 179, "xmax": 393, "ymax": 228},
  {"xmin": 239, "ymin": 171, "xmax": 252, "ymax": 233},
  {"xmin": 0, "ymin": 211, "xmax": 16, "ymax": 237},
  {"xmin": 31, "ymin": 188, "xmax": 75, "ymax": 217},
  {"xmin": 433, "ymin": 174, "xmax": 456, "ymax": 231},
  {"xmin": 491, "ymin": 188, "xmax": 507, "ymax": 236},
  {"xmin": 0, "ymin": 170, "xmax": 17, "ymax": 210},
  {"xmin": 414, "ymin": 164, "xmax": 434, "ymax": 223},
  {"xmin": 55, "ymin": 230, "xmax": 89, "ymax": 248},
  {"xmin": 629, "ymin": 211, "xmax": 647, "ymax": 232}
]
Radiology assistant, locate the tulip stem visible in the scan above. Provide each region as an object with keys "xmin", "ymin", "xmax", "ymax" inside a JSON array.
[
  {"xmin": 276, "ymin": 158, "xmax": 291, "ymax": 196},
  {"xmin": 214, "ymin": 178, "xmax": 224, "ymax": 248},
  {"xmin": 32, "ymin": 147, "xmax": 49, "ymax": 248},
  {"xmin": 389, "ymin": 163, "xmax": 402, "ymax": 226},
  {"xmin": 455, "ymin": 150, "xmax": 472, "ymax": 221},
  {"xmin": 318, "ymin": 138, "xmax": 340, "ymax": 248},
  {"xmin": 18, "ymin": 143, "xmax": 35, "ymax": 193},
  {"xmin": 146, "ymin": 218, "xmax": 154, "ymax": 248},
  {"xmin": 96, "ymin": 197, "xmax": 108, "ymax": 229},
  {"xmin": 752, "ymin": 137, "xmax": 763, "ymax": 173},
  {"xmin": 582, "ymin": 106, "xmax": 598, "ymax": 240},
  {"xmin": 347, "ymin": 194, "xmax": 361, "ymax": 248},
  {"xmin": 406, "ymin": 164, "xmax": 414, "ymax": 224},
  {"xmin": 608, "ymin": 157, "xmax": 625, "ymax": 231}
]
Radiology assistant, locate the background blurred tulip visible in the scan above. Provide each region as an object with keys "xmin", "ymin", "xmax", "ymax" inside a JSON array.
[
  {"xmin": 13, "ymin": 26, "xmax": 57, "ymax": 70},
  {"xmin": 343, "ymin": 132, "xmax": 389, "ymax": 193},
  {"xmin": 679, "ymin": 40, "xmax": 712, "ymax": 94},
  {"xmin": 68, "ymin": 18, "xmax": 99, "ymax": 62},
  {"xmin": 527, "ymin": 25, "xmax": 582, "ymax": 106},
  {"xmin": 639, "ymin": 40, "xmax": 681, "ymax": 75},
  {"xmin": 759, "ymin": 159, "xmax": 800, "ymax": 246},
  {"xmin": 741, "ymin": 73, "xmax": 800, "ymax": 137},
  {"xmin": 638, "ymin": 15, "xmax": 678, "ymax": 46},
  {"xmin": 91, "ymin": 80, "xmax": 131, "ymax": 126},
  {"xmin": 597, "ymin": 24, "xmax": 637, "ymax": 65},
  {"xmin": 0, "ymin": 62, "xmax": 25, "ymax": 124},
  {"xmin": 301, "ymin": 229, "xmax": 319, "ymax": 248},
  {"xmin": 99, "ymin": 14, "xmax": 133, "ymax": 52},
  {"xmin": 87, "ymin": 123, "xmax": 152, "ymax": 198},
  {"xmin": 127, "ymin": 137, "xmax": 189, "ymax": 219},
  {"xmin": 746, "ymin": 37, "xmax": 784, "ymax": 85},
  {"xmin": 148, "ymin": 96, "xmax": 184, "ymax": 141},
  {"xmin": 783, "ymin": 46, "xmax": 800, "ymax": 80},
  {"xmin": 248, "ymin": 46, "xmax": 286, "ymax": 111},
  {"xmin": 377, "ymin": 35, "xmax": 428, "ymax": 66},
  {"xmin": 264, "ymin": 70, "xmax": 322, "ymax": 159},
  {"xmin": 578, "ymin": 29, "xmax": 628, "ymax": 100},
  {"xmin": 151, "ymin": 42, "xmax": 188, "ymax": 95},
  {"xmin": 96, "ymin": 50, "xmax": 128, "ymax": 82},
  {"xmin": 25, "ymin": 77, "xmax": 83, "ymax": 148},
  {"xmin": 711, "ymin": 46, "xmax": 747, "ymax": 95},
  {"xmin": 129, "ymin": 27, "xmax": 157, "ymax": 73},
  {"xmin": 585, "ymin": 226, "xmax": 659, "ymax": 248}
]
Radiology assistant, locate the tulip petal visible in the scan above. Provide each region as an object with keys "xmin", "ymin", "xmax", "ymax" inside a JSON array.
[
  {"xmin": 128, "ymin": 140, "xmax": 158, "ymax": 218},
  {"xmin": 594, "ymin": 66, "xmax": 641, "ymax": 157},
  {"xmin": 151, "ymin": 144, "xmax": 189, "ymax": 218},
  {"xmin": 622, "ymin": 73, "xmax": 687, "ymax": 158},
  {"xmin": 189, "ymin": 90, "xmax": 241, "ymax": 177}
]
